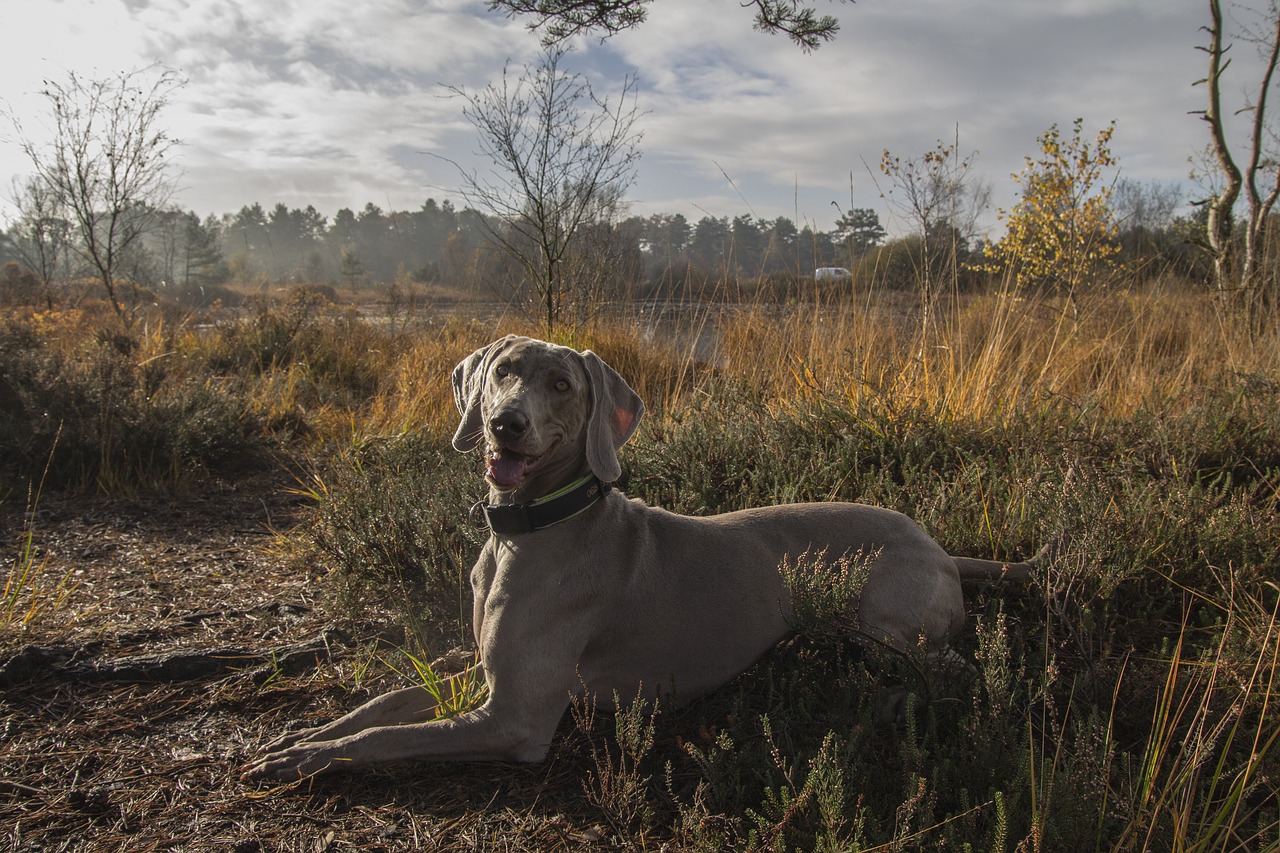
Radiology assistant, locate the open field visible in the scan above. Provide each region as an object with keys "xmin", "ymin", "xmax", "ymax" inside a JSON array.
[{"xmin": 2, "ymin": 282, "xmax": 1278, "ymax": 851}]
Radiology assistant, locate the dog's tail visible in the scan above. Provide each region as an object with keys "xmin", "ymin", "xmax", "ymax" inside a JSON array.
[{"xmin": 952, "ymin": 544, "xmax": 1052, "ymax": 582}]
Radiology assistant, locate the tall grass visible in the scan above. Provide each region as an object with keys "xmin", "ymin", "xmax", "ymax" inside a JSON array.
[
  {"xmin": 1115, "ymin": 593, "xmax": 1279, "ymax": 851},
  {"xmin": 3, "ymin": 274, "xmax": 1278, "ymax": 848},
  {"xmin": 709, "ymin": 283, "xmax": 1280, "ymax": 425},
  {"xmin": 2, "ymin": 430, "xmax": 76, "ymax": 633}
]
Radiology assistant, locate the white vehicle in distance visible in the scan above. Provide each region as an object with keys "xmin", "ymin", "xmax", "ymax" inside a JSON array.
[{"xmin": 814, "ymin": 267, "xmax": 852, "ymax": 281}]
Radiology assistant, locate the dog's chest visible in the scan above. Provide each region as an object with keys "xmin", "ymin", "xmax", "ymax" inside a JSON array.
[{"xmin": 473, "ymin": 534, "xmax": 610, "ymax": 619}]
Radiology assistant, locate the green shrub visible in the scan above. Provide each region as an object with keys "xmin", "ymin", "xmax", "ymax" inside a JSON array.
[
  {"xmin": 295, "ymin": 432, "xmax": 486, "ymax": 645},
  {"xmin": 0, "ymin": 314, "xmax": 263, "ymax": 492}
]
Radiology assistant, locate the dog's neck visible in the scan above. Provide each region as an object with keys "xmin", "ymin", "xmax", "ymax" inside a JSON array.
[{"xmin": 482, "ymin": 469, "xmax": 610, "ymax": 535}]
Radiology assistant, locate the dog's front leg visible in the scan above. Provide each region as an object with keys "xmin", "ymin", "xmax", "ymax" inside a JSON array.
[
  {"xmin": 243, "ymin": 695, "xmax": 559, "ymax": 781},
  {"xmin": 246, "ymin": 665, "xmax": 485, "ymax": 766}
]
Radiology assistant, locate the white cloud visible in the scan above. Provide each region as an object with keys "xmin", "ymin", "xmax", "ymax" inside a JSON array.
[
  {"xmin": 603, "ymin": 0, "xmax": 1209, "ymax": 234},
  {"xmin": 0, "ymin": 0, "xmax": 1238, "ymax": 238}
]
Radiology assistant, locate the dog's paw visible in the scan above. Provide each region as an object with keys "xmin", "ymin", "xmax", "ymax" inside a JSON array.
[
  {"xmin": 257, "ymin": 726, "xmax": 318, "ymax": 756},
  {"xmin": 240, "ymin": 743, "xmax": 344, "ymax": 783}
]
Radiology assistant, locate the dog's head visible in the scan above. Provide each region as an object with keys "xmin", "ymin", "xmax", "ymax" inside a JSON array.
[{"xmin": 452, "ymin": 336, "xmax": 644, "ymax": 495}]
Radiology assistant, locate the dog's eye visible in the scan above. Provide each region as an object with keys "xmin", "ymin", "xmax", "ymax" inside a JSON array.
[
  {"xmin": 494, "ymin": 364, "xmax": 510, "ymax": 379},
  {"xmin": 554, "ymin": 379, "xmax": 571, "ymax": 392}
]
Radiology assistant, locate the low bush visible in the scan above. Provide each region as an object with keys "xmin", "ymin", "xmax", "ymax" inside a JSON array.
[
  {"xmin": 0, "ymin": 311, "xmax": 263, "ymax": 493},
  {"xmin": 294, "ymin": 433, "xmax": 486, "ymax": 646},
  {"xmin": 298, "ymin": 378, "xmax": 1277, "ymax": 849}
]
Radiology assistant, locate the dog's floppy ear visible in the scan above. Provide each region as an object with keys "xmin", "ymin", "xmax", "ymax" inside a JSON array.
[
  {"xmin": 581, "ymin": 350, "xmax": 645, "ymax": 483},
  {"xmin": 451, "ymin": 336, "xmax": 515, "ymax": 452}
]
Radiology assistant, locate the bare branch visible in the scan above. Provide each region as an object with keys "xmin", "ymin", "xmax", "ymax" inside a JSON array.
[
  {"xmin": 1198, "ymin": 0, "xmax": 1244, "ymax": 297},
  {"xmin": 447, "ymin": 46, "xmax": 642, "ymax": 330},
  {"xmin": 1241, "ymin": 5, "xmax": 1280, "ymax": 289},
  {"xmin": 1196, "ymin": 0, "xmax": 1280, "ymax": 313},
  {"xmin": 4, "ymin": 65, "xmax": 184, "ymax": 325}
]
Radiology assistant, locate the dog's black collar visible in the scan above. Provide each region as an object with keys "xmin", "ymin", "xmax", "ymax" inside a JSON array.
[{"xmin": 477, "ymin": 475, "xmax": 612, "ymax": 535}]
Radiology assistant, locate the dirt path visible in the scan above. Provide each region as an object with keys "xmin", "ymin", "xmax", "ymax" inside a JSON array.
[
  {"xmin": 2, "ymin": 474, "xmax": 316, "ymax": 658},
  {"xmin": 0, "ymin": 477, "xmax": 611, "ymax": 852}
]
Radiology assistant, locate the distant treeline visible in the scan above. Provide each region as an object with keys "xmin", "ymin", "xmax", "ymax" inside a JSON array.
[
  {"xmin": 163, "ymin": 200, "xmax": 883, "ymax": 299},
  {"xmin": 0, "ymin": 193, "xmax": 1210, "ymax": 309}
]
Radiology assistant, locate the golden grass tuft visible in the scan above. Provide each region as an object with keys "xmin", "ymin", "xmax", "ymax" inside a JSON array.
[
  {"xmin": 9, "ymin": 280, "xmax": 1277, "ymax": 465},
  {"xmin": 703, "ymin": 284, "xmax": 1280, "ymax": 425}
]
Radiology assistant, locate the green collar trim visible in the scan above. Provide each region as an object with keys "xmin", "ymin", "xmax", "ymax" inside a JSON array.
[{"xmin": 479, "ymin": 475, "xmax": 612, "ymax": 535}]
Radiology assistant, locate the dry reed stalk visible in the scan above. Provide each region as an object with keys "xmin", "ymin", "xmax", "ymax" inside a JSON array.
[{"xmin": 702, "ymin": 286, "xmax": 1280, "ymax": 425}]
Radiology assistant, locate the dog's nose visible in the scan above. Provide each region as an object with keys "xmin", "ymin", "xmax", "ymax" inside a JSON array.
[{"xmin": 489, "ymin": 409, "xmax": 529, "ymax": 437}]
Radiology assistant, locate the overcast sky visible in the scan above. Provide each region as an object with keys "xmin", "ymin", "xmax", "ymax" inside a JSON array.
[{"xmin": 0, "ymin": 0, "xmax": 1245, "ymax": 239}]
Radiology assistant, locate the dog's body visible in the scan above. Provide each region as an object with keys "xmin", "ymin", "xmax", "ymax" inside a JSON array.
[{"xmin": 246, "ymin": 336, "xmax": 1032, "ymax": 780}]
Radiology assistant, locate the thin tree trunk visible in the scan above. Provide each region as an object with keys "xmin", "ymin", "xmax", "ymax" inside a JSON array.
[
  {"xmin": 1240, "ymin": 5, "xmax": 1280, "ymax": 314},
  {"xmin": 1199, "ymin": 0, "xmax": 1243, "ymax": 300}
]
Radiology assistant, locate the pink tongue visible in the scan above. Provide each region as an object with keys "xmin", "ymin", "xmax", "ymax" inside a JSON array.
[{"xmin": 488, "ymin": 450, "xmax": 531, "ymax": 487}]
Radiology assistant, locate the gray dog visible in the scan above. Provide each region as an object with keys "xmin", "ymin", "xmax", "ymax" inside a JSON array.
[{"xmin": 245, "ymin": 335, "xmax": 1033, "ymax": 780}]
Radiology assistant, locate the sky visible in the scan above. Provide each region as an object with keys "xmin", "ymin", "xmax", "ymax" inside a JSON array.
[{"xmin": 0, "ymin": 0, "xmax": 1247, "ymax": 240}]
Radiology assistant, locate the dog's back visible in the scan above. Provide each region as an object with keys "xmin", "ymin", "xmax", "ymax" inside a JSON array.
[{"xmin": 555, "ymin": 492, "xmax": 965, "ymax": 706}]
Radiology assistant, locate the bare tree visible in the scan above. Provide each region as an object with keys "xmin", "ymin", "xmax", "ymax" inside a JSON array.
[
  {"xmin": 1195, "ymin": 0, "xmax": 1280, "ymax": 313},
  {"xmin": 6, "ymin": 66, "xmax": 183, "ymax": 325},
  {"xmin": 876, "ymin": 130, "xmax": 988, "ymax": 335},
  {"xmin": 6, "ymin": 176, "xmax": 73, "ymax": 309},
  {"xmin": 489, "ymin": 0, "xmax": 851, "ymax": 50},
  {"xmin": 560, "ymin": 183, "xmax": 642, "ymax": 312},
  {"xmin": 1112, "ymin": 178, "xmax": 1185, "ymax": 270},
  {"xmin": 448, "ymin": 46, "xmax": 642, "ymax": 331},
  {"xmin": 1112, "ymin": 178, "xmax": 1185, "ymax": 234}
]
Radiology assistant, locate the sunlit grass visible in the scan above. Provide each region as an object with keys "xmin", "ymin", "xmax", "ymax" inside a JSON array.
[
  {"xmin": 2, "ymin": 272, "xmax": 1278, "ymax": 848},
  {"xmin": 3, "ymin": 430, "xmax": 76, "ymax": 633},
  {"xmin": 706, "ymin": 283, "xmax": 1280, "ymax": 427}
]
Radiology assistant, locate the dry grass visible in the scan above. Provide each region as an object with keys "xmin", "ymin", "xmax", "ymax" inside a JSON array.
[
  {"xmin": 2, "ymin": 276, "xmax": 1278, "ymax": 850},
  {"xmin": 706, "ymin": 284, "xmax": 1280, "ymax": 425},
  {"xmin": 12, "ymin": 279, "xmax": 1268, "ymax": 452}
]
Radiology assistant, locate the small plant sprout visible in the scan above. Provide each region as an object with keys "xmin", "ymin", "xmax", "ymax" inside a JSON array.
[
  {"xmin": 3, "ymin": 430, "xmax": 76, "ymax": 633},
  {"xmin": 384, "ymin": 648, "xmax": 488, "ymax": 720},
  {"xmin": 779, "ymin": 547, "xmax": 876, "ymax": 639}
]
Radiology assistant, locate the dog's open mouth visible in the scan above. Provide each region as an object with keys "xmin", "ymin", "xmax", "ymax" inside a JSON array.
[{"xmin": 486, "ymin": 447, "xmax": 545, "ymax": 489}]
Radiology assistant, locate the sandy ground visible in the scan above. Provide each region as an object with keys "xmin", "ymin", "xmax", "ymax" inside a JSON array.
[{"xmin": 0, "ymin": 476, "xmax": 620, "ymax": 852}]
